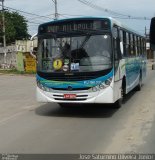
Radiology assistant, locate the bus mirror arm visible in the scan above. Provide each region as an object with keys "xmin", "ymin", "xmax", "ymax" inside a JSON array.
[{"xmin": 30, "ymin": 33, "xmax": 37, "ymax": 59}]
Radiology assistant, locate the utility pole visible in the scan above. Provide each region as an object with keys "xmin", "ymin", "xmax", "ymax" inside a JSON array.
[
  {"xmin": 1, "ymin": 0, "xmax": 6, "ymax": 48},
  {"xmin": 0, "ymin": 0, "xmax": 6, "ymax": 63},
  {"xmin": 52, "ymin": 0, "xmax": 58, "ymax": 20}
]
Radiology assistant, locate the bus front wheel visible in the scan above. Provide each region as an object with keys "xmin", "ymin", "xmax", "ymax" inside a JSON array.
[{"xmin": 113, "ymin": 83, "xmax": 125, "ymax": 108}]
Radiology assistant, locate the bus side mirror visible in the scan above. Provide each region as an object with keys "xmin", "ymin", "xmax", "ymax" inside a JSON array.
[{"xmin": 150, "ymin": 17, "xmax": 155, "ymax": 50}]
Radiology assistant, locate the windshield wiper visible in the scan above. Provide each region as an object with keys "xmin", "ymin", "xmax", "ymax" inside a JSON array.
[{"xmin": 80, "ymin": 35, "xmax": 91, "ymax": 49}]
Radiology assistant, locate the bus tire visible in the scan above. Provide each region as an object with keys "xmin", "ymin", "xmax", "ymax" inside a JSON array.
[{"xmin": 136, "ymin": 74, "xmax": 142, "ymax": 91}]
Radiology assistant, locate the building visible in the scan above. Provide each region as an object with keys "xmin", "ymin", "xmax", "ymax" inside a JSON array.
[{"xmin": 16, "ymin": 40, "xmax": 37, "ymax": 72}]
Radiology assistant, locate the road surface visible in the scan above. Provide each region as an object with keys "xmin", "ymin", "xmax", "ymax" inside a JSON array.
[{"xmin": 0, "ymin": 67, "xmax": 155, "ymax": 154}]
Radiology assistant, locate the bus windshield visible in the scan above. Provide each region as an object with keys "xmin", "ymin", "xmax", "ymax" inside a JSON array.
[{"xmin": 37, "ymin": 34, "xmax": 112, "ymax": 73}]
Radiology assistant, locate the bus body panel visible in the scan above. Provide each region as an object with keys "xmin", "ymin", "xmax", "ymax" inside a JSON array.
[{"xmin": 125, "ymin": 56, "xmax": 146, "ymax": 93}]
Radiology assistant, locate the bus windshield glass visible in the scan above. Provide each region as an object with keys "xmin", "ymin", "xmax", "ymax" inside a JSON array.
[{"xmin": 37, "ymin": 34, "xmax": 112, "ymax": 73}]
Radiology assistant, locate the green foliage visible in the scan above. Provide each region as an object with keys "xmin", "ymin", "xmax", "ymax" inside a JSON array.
[{"xmin": 0, "ymin": 11, "xmax": 30, "ymax": 44}]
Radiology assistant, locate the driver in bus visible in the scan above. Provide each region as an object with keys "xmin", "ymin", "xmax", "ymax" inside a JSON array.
[{"xmin": 62, "ymin": 42, "xmax": 71, "ymax": 58}]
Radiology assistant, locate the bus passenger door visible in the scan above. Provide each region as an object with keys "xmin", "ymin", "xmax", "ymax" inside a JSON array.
[
  {"xmin": 114, "ymin": 38, "xmax": 121, "ymax": 82},
  {"xmin": 113, "ymin": 31, "xmax": 123, "ymax": 101},
  {"xmin": 113, "ymin": 27, "xmax": 122, "ymax": 82}
]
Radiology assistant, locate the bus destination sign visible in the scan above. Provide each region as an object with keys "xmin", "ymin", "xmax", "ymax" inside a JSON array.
[{"xmin": 39, "ymin": 20, "xmax": 110, "ymax": 34}]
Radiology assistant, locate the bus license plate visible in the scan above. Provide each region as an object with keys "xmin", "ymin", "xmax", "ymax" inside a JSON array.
[{"xmin": 64, "ymin": 94, "xmax": 76, "ymax": 99}]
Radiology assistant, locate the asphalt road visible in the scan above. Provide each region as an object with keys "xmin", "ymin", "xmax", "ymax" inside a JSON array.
[{"xmin": 0, "ymin": 68, "xmax": 155, "ymax": 154}]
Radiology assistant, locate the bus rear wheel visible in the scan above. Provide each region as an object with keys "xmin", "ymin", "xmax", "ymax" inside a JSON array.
[{"xmin": 135, "ymin": 74, "xmax": 142, "ymax": 91}]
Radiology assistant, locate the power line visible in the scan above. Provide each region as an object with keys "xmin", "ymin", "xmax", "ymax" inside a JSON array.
[
  {"xmin": 59, "ymin": 13, "xmax": 87, "ymax": 17},
  {"xmin": 112, "ymin": 16, "xmax": 151, "ymax": 21},
  {"xmin": 0, "ymin": 4, "xmax": 52, "ymax": 19},
  {"xmin": 78, "ymin": 0, "xmax": 128, "ymax": 17},
  {"xmin": 77, "ymin": 0, "xmax": 151, "ymax": 20},
  {"xmin": 27, "ymin": 21, "xmax": 41, "ymax": 25},
  {"xmin": 27, "ymin": 14, "xmax": 54, "ymax": 21},
  {"xmin": 58, "ymin": 14, "xmax": 69, "ymax": 19}
]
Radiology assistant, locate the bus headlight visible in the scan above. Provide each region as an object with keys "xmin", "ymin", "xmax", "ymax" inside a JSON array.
[
  {"xmin": 105, "ymin": 78, "xmax": 113, "ymax": 86},
  {"xmin": 91, "ymin": 78, "xmax": 112, "ymax": 92},
  {"xmin": 92, "ymin": 86, "xmax": 100, "ymax": 92},
  {"xmin": 99, "ymin": 83, "xmax": 106, "ymax": 89},
  {"xmin": 37, "ymin": 81, "xmax": 51, "ymax": 92}
]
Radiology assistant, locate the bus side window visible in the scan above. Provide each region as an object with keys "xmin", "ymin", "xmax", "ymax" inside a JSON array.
[
  {"xmin": 137, "ymin": 37, "xmax": 140, "ymax": 56},
  {"xmin": 144, "ymin": 39, "xmax": 146, "ymax": 55},
  {"xmin": 141, "ymin": 38, "xmax": 144, "ymax": 55},
  {"xmin": 133, "ymin": 35, "xmax": 136, "ymax": 56},
  {"xmin": 125, "ymin": 32, "xmax": 130, "ymax": 56},
  {"xmin": 113, "ymin": 27, "xmax": 118, "ymax": 60},
  {"xmin": 113, "ymin": 26, "xmax": 120, "ymax": 75},
  {"xmin": 139, "ymin": 38, "xmax": 142, "ymax": 55},
  {"xmin": 142, "ymin": 38, "xmax": 146, "ymax": 56},
  {"xmin": 130, "ymin": 34, "xmax": 134, "ymax": 56},
  {"xmin": 135, "ymin": 36, "xmax": 138, "ymax": 56},
  {"xmin": 128, "ymin": 33, "xmax": 132, "ymax": 57},
  {"xmin": 123, "ymin": 30, "xmax": 126, "ymax": 56}
]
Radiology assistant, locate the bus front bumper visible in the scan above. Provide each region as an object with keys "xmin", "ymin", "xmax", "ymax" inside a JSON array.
[{"xmin": 36, "ymin": 86, "xmax": 116, "ymax": 104}]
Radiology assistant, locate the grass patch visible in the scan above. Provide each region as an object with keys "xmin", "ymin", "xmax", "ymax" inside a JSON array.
[{"xmin": 0, "ymin": 69, "xmax": 36, "ymax": 75}]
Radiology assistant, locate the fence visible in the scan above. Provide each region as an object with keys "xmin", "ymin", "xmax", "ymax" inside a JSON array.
[{"xmin": 0, "ymin": 46, "xmax": 17, "ymax": 69}]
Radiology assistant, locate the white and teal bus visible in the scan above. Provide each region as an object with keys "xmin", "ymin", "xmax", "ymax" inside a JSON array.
[{"xmin": 36, "ymin": 17, "xmax": 147, "ymax": 107}]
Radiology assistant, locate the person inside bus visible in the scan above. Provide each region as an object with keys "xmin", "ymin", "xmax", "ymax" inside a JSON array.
[
  {"xmin": 62, "ymin": 42, "xmax": 89, "ymax": 62},
  {"xmin": 62, "ymin": 42, "xmax": 71, "ymax": 58}
]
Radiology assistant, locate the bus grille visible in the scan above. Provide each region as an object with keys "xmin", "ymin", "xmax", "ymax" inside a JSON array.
[{"xmin": 52, "ymin": 87, "xmax": 91, "ymax": 91}]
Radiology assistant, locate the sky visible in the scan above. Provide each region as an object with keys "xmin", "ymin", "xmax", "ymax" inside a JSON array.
[{"xmin": 3, "ymin": 0, "xmax": 155, "ymax": 36}]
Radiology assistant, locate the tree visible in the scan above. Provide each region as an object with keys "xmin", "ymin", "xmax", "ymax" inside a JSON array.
[{"xmin": 0, "ymin": 11, "xmax": 30, "ymax": 44}]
